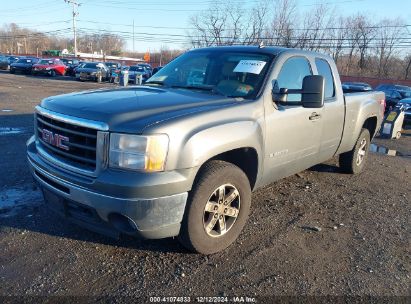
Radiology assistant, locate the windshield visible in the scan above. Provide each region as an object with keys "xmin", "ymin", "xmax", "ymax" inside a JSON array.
[
  {"xmin": 396, "ymin": 85, "xmax": 411, "ymax": 91},
  {"xmin": 106, "ymin": 62, "xmax": 118, "ymax": 67},
  {"xmin": 399, "ymin": 91, "xmax": 411, "ymax": 98},
  {"xmin": 146, "ymin": 50, "xmax": 274, "ymax": 98},
  {"xmin": 130, "ymin": 66, "xmax": 145, "ymax": 72},
  {"xmin": 83, "ymin": 63, "xmax": 99, "ymax": 69},
  {"xmin": 39, "ymin": 59, "xmax": 54, "ymax": 65},
  {"xmin": 17, "ymin": 59, "xmax": 33, "ymax": 63}
]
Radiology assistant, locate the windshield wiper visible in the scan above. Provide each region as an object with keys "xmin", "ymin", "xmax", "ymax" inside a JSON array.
[
  {"xmin": 171, "ymin": 85, "xmax": 228, "ymax": 97},
  {"xmin": 145, "ymin": 80, "xmax": 166, "ymax": 86},
  {"xmin": 170, "ymin": 85, "xmax": 213, "ymax": 91}
]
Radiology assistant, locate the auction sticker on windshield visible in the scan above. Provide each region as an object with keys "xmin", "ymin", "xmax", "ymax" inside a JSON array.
[{"xmin": 233, "ymin": 60, "xmax": 266, "ymax": 74}]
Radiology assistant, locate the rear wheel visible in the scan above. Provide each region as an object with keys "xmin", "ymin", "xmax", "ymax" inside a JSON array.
[
  {"xmin": 178, "ymin": 160, "xmax": 251, "ymax": 254},
  {"xmin": 50, "ymin": 70, "xmax": 56, "ymax": 77},
  {"xmin": 339, "ymin": 128, "xmax": 370, "ymax": 174}
]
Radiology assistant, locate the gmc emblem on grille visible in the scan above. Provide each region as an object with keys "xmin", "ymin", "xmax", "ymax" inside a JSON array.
[{"xmin": 41, "ymin": 129, "xmax": 70, "ymax": 151}]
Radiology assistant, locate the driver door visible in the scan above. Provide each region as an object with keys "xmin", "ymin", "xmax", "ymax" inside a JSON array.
[{"xmin": 262, "ymin": 56, "xmax": 323, "ymax": 184}]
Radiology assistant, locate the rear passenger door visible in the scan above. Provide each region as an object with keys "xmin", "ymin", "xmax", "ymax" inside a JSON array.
[{"xmin": 315, "ymin": 58, "xmax": 345, "ymax": 161}]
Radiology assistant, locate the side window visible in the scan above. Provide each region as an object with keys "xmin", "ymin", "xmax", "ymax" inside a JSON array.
[
  {"xmin": 277, "ymin": 57, "xmax": 312, "ymax": 102},
  {"xmin": 315, "ymin": 58, "xmax": 335, "ymax": 99}
]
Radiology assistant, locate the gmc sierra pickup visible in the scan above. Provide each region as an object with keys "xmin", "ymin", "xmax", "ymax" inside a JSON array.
[{"xmin": 27, "ymin": 46, "xmax": 385, "ymax": 254}]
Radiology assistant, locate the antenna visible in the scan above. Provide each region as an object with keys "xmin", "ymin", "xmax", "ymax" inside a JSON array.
[{"xmin": 64, "ymin": 0, "xmax": 80, "ymax": 57}]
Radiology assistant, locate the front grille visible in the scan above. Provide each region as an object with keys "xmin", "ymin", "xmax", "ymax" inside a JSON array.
[{"xmin": 36, "ymin": 113, "xmax": 97, "ymax": 171}]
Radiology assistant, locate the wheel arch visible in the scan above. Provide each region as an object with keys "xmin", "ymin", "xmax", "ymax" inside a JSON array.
[
  {"xmin": 362, "ymin": 116, "xmax": 378, "ymax": 139},
  {"xmin": 194, "ymin": 147, "xmax": 259, "ymax": 190}
]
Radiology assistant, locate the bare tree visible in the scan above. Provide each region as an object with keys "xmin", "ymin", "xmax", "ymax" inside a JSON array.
[
  {"xmin": 242, "ymin": 0, "xmax": 270, "ymax": 45},
  {"xmin": 328, "ymin": 16, "xmax": 349, "ymax": 64},
  {"xmin": 297, "ymin": 4, "xmax": 334, "ymax": 52},
  {"xmin": 188, "ymin": 0, "xmax": 239, "ymax": 47},
  {"xmin": 265, "ymin": 0, "xmax": 297, "ymax": 47},
  {"xmin": 355, "ymin": 15, "xmax": 376, "ymax": 72},
  {"xmin": 374, "ymin": 19, "xmax": 405, "ymax": 77},
  {"xmin": 403, "ymin": 54, "xmax": 411, "ymax": 80}
]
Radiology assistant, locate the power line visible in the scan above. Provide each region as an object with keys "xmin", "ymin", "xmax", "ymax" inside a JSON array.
[
  {"xmin": 64, "ymin": 0, "xmax": 80, "ymax": 57},
  {"xmin": 76, "ymin": 18, "xmax": 411, "ymax": 32}
]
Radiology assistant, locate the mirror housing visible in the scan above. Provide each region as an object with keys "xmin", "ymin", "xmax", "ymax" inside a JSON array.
[
  {"xmin": 301, "ymin": 75, "xmax": 325, "ymax": 108},
  {"xmin": 272, "ymin": 75, "xmax": 325, "ymax": 108}
]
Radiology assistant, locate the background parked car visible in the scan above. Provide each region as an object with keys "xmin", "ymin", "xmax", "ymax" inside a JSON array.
[
  {"xmin": 374, "ymin": 84, "xmax": 411, "ymax": 113},
  {"xmin": 376, "ymin": 84, "xmax": 411, "ymax": 92},
  {"xmin": 0, "ymin": 56, "xmax": 20, "ymax": 70},
  {"xmin": 32, "ymin": 58, "xmax": 67, "ymax": 77},
  {"xmin": 72, "ymin": 61, "xmax": 87, "ymax": 76},
  {"xmin": 60, "ymin": 58, "xmax": 80, "ymax": 76},
  {"xmin": 395, "ymin": 98, "xmax": 411, "ymax": 123},
  {"xmin": 105, "ymin": 62, "xmax": 121, "ymax": 72},
  {"xmin": 128, "ymin": 65, "xmax": 151, "ymax": 83},
  {"xmin": 137, "ymin": 63, "xmax": 152, "ymax": 77},
  {"xmin": 75, "ymin": 62, "xmax": 110, "ymax": 82},
  {"xmin": 380, "ymin": 89, "xmax": 404, "ymax": 113},
  {"xmin": 342, "ymin": 82, "xmax": 372, "ymax": 92},
  {"xmin": 10, "ymin": 57, "xmax": 39, "ymax": 74},
  {"xmin": 106, "ymin": 62, "xmax": 122, "ymax": 83},
  {"xmin": 152, "ymin": 66, "xmax": 163, "ymax": 75}
]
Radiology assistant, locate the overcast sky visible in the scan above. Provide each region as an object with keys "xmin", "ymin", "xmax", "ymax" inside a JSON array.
[{"xmin": 1, "ymin": 0, "xmax": 410, "ymax": 52}]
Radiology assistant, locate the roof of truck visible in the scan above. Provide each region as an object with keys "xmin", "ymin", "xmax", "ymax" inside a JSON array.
[{"xmin": 189, "ymin": 45, "xmax": 329, "ymax": 58}]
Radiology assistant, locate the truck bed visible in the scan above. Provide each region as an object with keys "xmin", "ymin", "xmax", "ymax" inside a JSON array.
[{"xmin": 337, "ymin": 91, "xmax": 385, "ymax": 154}]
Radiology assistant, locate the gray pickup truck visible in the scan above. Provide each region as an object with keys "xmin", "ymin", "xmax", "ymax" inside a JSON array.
[{"xmin": 27, "ymin": 46, "xmax": 385, "ymax": 254}]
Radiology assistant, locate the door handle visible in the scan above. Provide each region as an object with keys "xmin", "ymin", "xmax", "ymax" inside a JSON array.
[{"xmin": 309, "ymin": 112, "xmax": 321, "ymax": 121}]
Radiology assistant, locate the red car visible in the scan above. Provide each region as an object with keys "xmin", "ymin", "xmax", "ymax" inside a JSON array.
[{"xmin": 32, "ymin": 58, "xmax": 67, "ymax": 77}]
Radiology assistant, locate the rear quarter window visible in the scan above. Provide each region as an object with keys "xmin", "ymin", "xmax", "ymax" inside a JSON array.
[{"xmin": 315, "ymin": 58, "xmax": 335, "ymax": 99}]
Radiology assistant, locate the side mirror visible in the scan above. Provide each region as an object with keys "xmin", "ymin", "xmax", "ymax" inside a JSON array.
[
  {"xmin": 301, "ymin": 75, "xmax": 325, "ymax": 108},
  {"xmin": 272, "ymin": 75, "xmax": 325, "ymax": 108}
]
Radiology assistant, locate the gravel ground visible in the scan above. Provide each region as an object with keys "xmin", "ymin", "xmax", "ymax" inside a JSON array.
[{"xmin": 0, "ymin": 71, "xmax": 410, "ymax": 301}]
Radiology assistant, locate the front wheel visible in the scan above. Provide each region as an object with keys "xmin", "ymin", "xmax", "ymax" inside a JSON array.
[
  {"xmin": 339, "ymin": 128, "xmax": 370, "ymax": 174},
  {"xmin": 178, "ymin": 160, "xmax": 251, "ymax": 254},
  {"xmin": 50, "ymin": 70, "xmax": 56, "ymax": 77}
]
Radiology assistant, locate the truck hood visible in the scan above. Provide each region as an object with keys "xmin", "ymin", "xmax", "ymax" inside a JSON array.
[{"xmin": 40, "ymin": 86, "xmax": 239, "ymax": 133}]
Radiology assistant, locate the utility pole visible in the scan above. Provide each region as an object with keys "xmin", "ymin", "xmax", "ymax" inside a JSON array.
[
  {"xmin": 132, "ymin": 19, "xmax": 135, "ymax": 53},
  {"xmin": 64, "ymin": 0, "xmax": 80, "ymax": 57}
]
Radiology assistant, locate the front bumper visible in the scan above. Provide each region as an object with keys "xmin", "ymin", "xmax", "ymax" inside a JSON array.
[
  {"xmin": 32, "ymin": 69, "xmax": 52, "ymax": 75},
  {"xmin": 27, "ymin": 136, "xmax": 193, "ymax": 239},
  {"xmin": 11, "ymin": 67, "xmax": 31, "ymax": 73},
  {"xmin": 77, "ymin": 73, "xmax": 99, "ymax": 81}
]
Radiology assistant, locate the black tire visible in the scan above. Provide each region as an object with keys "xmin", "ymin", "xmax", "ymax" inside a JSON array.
[
  {"xmin": 9, "ymin": 69, "xmax": 14, "ymax": 74},
  {"xmin": 50, "ymin": 70, "xmax": 56, "ymax": 77},
  {"xmin": 178, "ymin": 160, "xmax": 251, "ymax": 254},
  {"xmin": 339, "ymin": 128, "xmax": 370, "ymax": 174}
]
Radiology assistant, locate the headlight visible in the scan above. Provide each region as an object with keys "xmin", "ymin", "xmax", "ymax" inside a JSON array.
[
  {"xmin": 91, "ymin": 71, "xmax": 97, "ymax": 75},
  {"xmin": 109, "ymin": 133, "xmax": 169, "ymax": 172}
]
